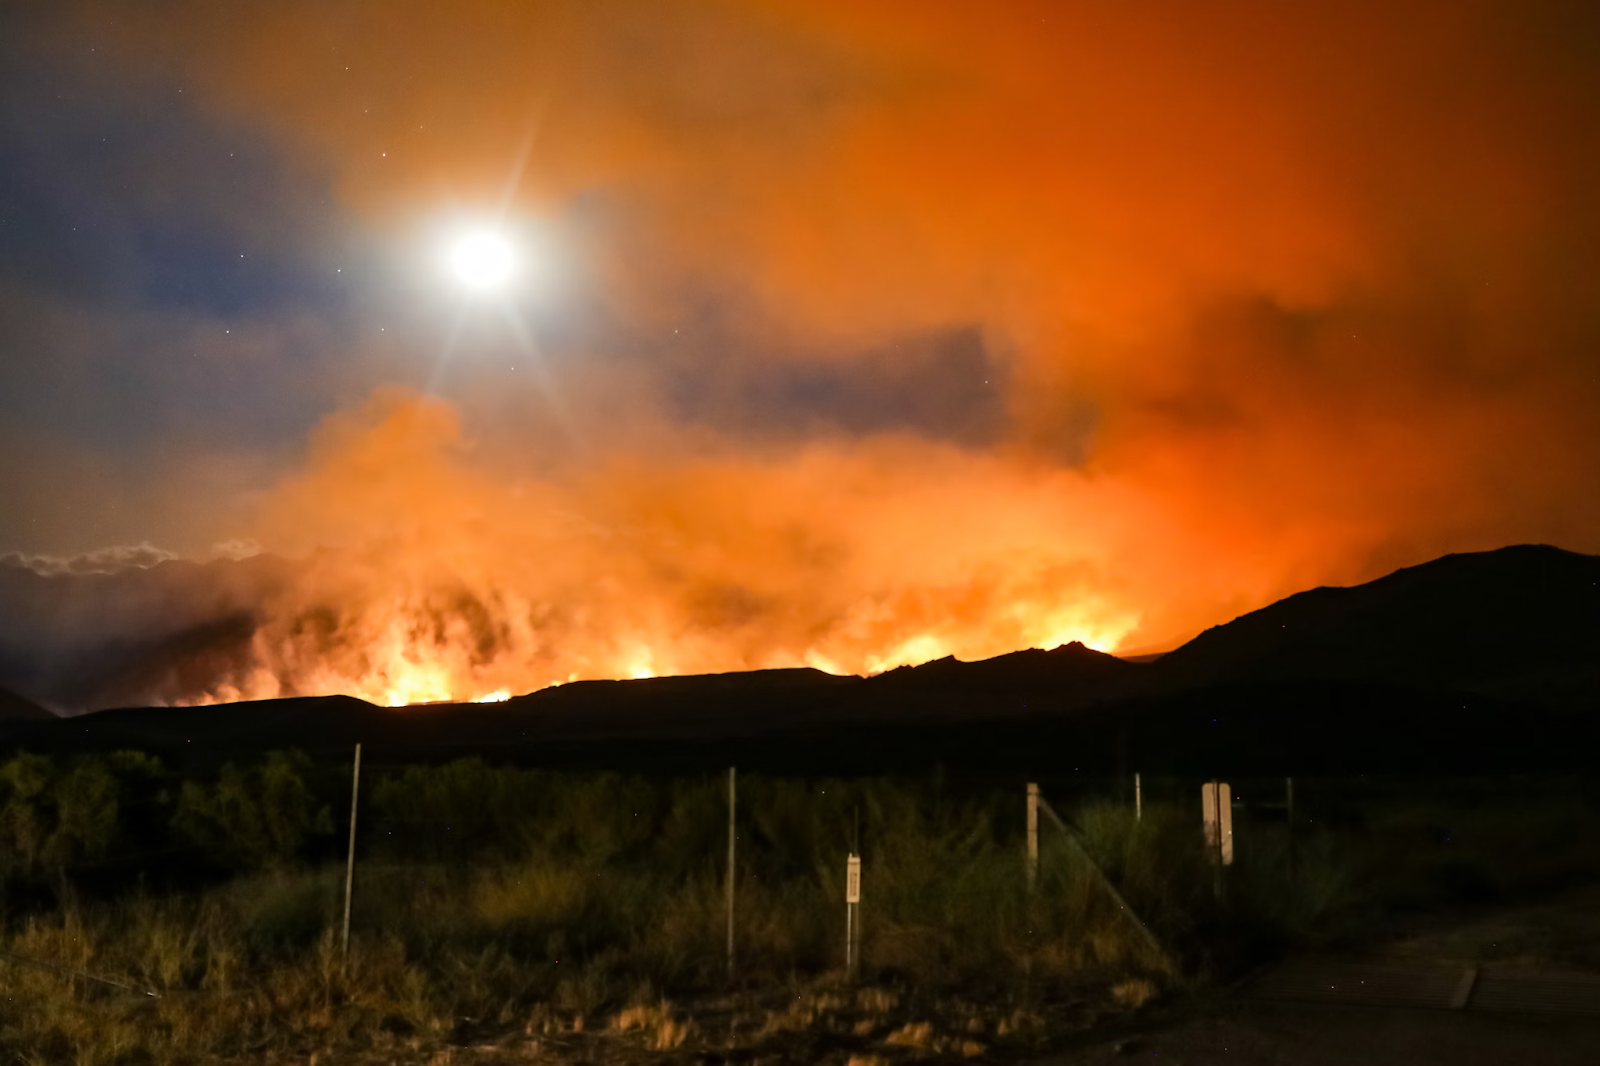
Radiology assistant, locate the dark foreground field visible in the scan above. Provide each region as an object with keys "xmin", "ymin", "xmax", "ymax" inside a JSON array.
[
  {"xmin": 1, "ymin": 544, "xmax": 1597, "ymax": 1061},
  {"xmin": 1043, "ymin": 995, "xmax": 1600, "ymax": 1066},
  {"xmin": 4, "ymin": 750, "xmax": 1600, "ymax": 1064}
]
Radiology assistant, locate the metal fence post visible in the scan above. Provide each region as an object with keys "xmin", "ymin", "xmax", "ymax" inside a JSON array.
[
  {"xmin": 341, "ymin": 742, "xmax": 361, "ymax": 967},
  {"xmin": 1286, "ymin": 775, "xmax": 1296, "ymax": 884},
  {"xmin": 726, "ymin": 767, "xmax": 736, "ymax": 979}
]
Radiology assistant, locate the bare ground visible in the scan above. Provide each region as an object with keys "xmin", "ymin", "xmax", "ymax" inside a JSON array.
[{"xmin": 1034, "ymin": 998, "xmax": 1600, "ymax": 1066}]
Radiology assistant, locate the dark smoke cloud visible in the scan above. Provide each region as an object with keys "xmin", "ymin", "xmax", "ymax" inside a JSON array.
[{"xmin": 0, "ymin": 554, "xmax": 291, "ymax": 711}]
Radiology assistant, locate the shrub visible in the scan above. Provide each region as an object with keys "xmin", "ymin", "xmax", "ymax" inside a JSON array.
[
  {"xmin": 0, "ymin": 753, "xmax": 122, "ymax": 876},
  {"xmin": 0, "ymin": 753, "xmax": 54, "ymax": 874},
  {"xmin": 239, "ymin": 871, "xmax": 339, "ymax": 955},
  {"xmin": 172, "ymin": 751, "xmax": 332, "ymax": 869},
  {"xmin": 369, "ymin": 763, "xmax": 664, "ymax": 866},
  {"xmin": 43, "ymin": 758, "xmax": 119, "ymax": 868}
]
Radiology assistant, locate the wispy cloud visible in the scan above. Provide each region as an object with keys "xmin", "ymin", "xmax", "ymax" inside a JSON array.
[{"xmin": 0, "ymin": 541, "xmax": 179, "ymax": 577}]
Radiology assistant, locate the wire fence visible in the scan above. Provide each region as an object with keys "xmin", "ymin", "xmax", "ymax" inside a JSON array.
[
  {"xmin": 5, "ymin": 753, "xmax": 1600, "ymax": 1001},
  {"xmin": 322, "ymin": 760, "xmax": 1363, "ymax": 983}
]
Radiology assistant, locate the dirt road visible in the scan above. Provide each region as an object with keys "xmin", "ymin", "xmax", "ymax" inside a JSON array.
[{"xmin": 1037, "ymin": 997, "xmax": 1600, "ymax": 1065}]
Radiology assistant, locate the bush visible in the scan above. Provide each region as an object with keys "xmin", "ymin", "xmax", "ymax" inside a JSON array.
[
  {"xmin": 44, "ymin": 758, "xmax": 119, "ymax": 868},
  {"xmin": 0, "ymin": 753, "xmax": 54, "ymax": 874},
  {"xmin": 0, "ymin": 753, "xmax": 123, "ymax": 876},
  {"xmin": 172, "ymin": 751, "xmax": 333, "ymax": 870},
  {"xmin": 238, "ymin": 870, "xmax": 340, "ymax": 955},
  {"xmin": 369, "ymin": 763, "xmax": 669, "ymax": 866}
]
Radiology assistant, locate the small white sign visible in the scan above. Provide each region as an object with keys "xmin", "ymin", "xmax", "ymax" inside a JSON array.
[
  {"xmin": 846, "ymin": 853, "xmax": 861, "ymax": 903},
  {"xmin": 1202, "ymin": 782, "xmax": 1234, "ymax": 866}
]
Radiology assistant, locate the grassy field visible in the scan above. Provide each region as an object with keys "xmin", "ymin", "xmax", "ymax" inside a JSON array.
[{"xmin": 1, "ymin": 753, "xmax": 1597, "ymax": 1064}]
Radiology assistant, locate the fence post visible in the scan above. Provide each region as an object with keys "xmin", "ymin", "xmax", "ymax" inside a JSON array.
[
  {"xmin": 1203, "ymin": 780, "xmax": 1234, "ymax": 899},
  {"xmin": 1134, "ymin": 772, "xmax": 1142, "ymax": 823},
  {"xmin": 726, "ymin": 767, "xmax": 736, "ymax": 979},
  {"xmin": 341, "ymin": 742, "xmax": 361, "ymax": 967},
  {"xmin": 1026, "ymin": 782, "xmax": 1040, "ymax": 890},
  {"xmin": 1285, "ymin": 776, "xmax": 1296, "ymax": 884},
  {"xmin": 845, "ymin": 852, "xmax": 861, "ymax": 977}
]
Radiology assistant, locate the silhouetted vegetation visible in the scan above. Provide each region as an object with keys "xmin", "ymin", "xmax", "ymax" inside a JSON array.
[
  {"xmin": 172, "ymin": 750, "xmax": 333, "ymax": 870},
  {"xmin": 1, "ymin": 752, "xmax": 1599, "ymax": 1063}
]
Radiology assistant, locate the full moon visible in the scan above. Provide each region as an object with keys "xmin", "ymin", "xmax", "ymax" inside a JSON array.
[{"xmin": 447, "ymin": 230, "xmax": 516, "ymax": 292}]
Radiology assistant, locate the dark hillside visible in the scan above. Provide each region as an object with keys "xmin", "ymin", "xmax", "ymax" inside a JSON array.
[
  {"xmin": 857, "ymin": 641, "xmax": 1135, "ymax": 718},
  {"xmin": 3, "ymin": 545, "xmax": 1597, "ymax": 776},
  {"xmin": 1146, "ymin": 545, "xmax": 1600, "ymax": 706},
  {"xmin": 0, "ymin": 685, "xmax": 53, "ymax": 721}
]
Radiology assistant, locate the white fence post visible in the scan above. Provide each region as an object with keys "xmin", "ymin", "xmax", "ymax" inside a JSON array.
[
  {"xmin": 1202, "ymin": 780, "xmax": 1233, "ymax": 899},
  {"xmin": 1026, "ymin": 782, "xmax": 1040, "ymax": 890},
  {"xmin": 845, "ymin": 852, "xmax": 861, "ymax": 977},
  {"xmin": 1202, "ymin": 780, "xmax": 1235, "ymax": 862}
]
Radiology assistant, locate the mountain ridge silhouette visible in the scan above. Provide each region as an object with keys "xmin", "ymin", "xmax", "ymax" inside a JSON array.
[{"xmin": 2, "ymin": 544, "xmax": 1595, "ymax": 775}]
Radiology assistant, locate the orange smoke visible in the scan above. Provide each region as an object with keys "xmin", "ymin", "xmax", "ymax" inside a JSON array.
[
  {"xmin": 192, "ymin": 390, "xmax": 1161, "ymax": 705},
  {"xmin": 92, "ymin": 1, "xmax": 1600, "ymax": 705}
]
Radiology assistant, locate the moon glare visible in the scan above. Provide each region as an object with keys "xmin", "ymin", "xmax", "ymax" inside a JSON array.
[{"xmin": 448, "ymin": 230, "xmax": 515, "ymax": 292}]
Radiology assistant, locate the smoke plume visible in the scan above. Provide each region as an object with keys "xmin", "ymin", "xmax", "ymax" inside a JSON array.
[{"xmin": 5, "ymin": 1, "xmax": 1598, "ymax": 708}]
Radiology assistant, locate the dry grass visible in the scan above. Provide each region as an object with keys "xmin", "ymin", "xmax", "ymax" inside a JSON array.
[
  {"xmin": 0, "ymin": 849, "xmax": 1180, "ymax": 1064},
  {"xmin": 1, "ymin": 763, "xmax": 1392, "ymax": 1064}
]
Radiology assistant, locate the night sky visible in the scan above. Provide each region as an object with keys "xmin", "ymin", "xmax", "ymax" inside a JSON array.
[{"xmin": 3, "ymin": 2, "xmax": 1599, "ymax": 703}]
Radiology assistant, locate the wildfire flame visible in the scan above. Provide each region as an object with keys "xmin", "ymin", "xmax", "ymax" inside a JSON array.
[
  {"xmin": 179, "ymin": 589, "xmax": 1138, "ymax": 708},
  {"xmin": 159, "ymin": 392, "xmax": 1231, "ymax": 710}
]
